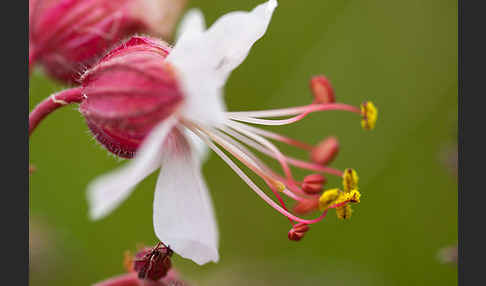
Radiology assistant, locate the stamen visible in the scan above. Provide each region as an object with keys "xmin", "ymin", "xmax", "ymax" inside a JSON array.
[
  {"xmin": 232, "ymin": 123, "xmax": 313, "ymax": 151},
  {"xmin": 227, "ymin": 103, "xmax": 361, "ymax": 118},
  {"xmin": 310, "ymin": 75, "xmax": 335, "ymax": 104},
  {"xmin": 288, "ymin": 223, "xmax": 310, "ymax": 241},
  {"xmin": 184, "ymin": 121, "xmax": 285, "ymax": 192},
  {"xmin": 225, "ymin": 121, "xmax": 320, "ymax": 198},
  {"xmin": 211, "ymin": 128, "xmax": 310, "ymax": 202},
  {"xmin": 336, "ymin": 204, "xmax": 352, "ymax": 220},
  {"xmin": 342, "ymin": 168, "xmax": 359, "ymax": 192},
  {"xmin": 302, "ymin": 173, "xmax": 326, "ymax": 194},
  {"xmin": 188, "ymin": 125, "xmax": 337, "ymax": 225},
  {"xmin": 360, "ymin": 101, "xmax": 378, "ymax": 130},
  {"xmin": 226, "ymin": 120, "xmax": 297, "ymax": 184},
  {"xmin": 310, "ymin": 136, "xmax": 339, "ymax": 165},
  {"xmin": 293, "ymin": 198, "xmax": 319, "ymax": 215},
  {"xmin": 208, "ymin": 128, "xmax": 296, "ymax": 222},
  {"xmin": 222, "ymin": 122, "xmax": 343, "ymax": 177},
  {"xmin": 318, "ymin": 189, "xmax": 341, "ymax": 211}
]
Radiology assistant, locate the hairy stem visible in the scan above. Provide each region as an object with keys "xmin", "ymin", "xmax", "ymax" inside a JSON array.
[{"xmin": 29, "ymin": 87, "xmax": 84, "ymax": 136}]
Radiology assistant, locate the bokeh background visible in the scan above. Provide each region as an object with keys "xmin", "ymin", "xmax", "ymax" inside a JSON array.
[{"xmin": 29, "ymin": 0, "xmax": 458, "ymax": 285}]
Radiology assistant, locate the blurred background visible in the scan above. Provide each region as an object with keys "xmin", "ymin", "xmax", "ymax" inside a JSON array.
[{"xmin": 29, "ymin": 0, "xmax": 458, "ymax": 285}]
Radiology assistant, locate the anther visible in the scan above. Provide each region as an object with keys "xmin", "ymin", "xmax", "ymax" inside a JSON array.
[
  {"xmin": 293, "ymin": 198, "xmax": 319, "ymax": 215},
  {"xmin": 274, "ymin": 181, "xmax": 286, "ymax": 192},
  {"xmin": 310, "ymin": 136, "xmax": 339, "ymax": 165},
  {"xmin": 310, "ymin": 75, "xmax": 335, "ymax": 104},
  {"xmin": 360, "ymin": 101, "xmax": 378, "ymax": 130},
  {"xmin": 344, "ymin": 189, "xmax": 361, "ymax": 203},
  {"xmin": 288, "ymin": 223, "xmax": 310, "ymax": 241},
  {"xmin": 318, "ymin": 188, "xmax": 341, "ymax": 211},
  {"xmin": 336, "ymin": 205, "xmax": 353, "ymax": 220},
  {"xmin": 302, "ymin": 173, "xmax": 327, "ymax": 194},
  {"xmin": 342, "ymin": 168, "xmax": 358, "ymax": 192}
]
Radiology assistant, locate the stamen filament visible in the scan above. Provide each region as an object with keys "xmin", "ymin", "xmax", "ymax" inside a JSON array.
[
  {"xmin": 187, "ymin": 124, "xmax": 347, "ymax": 225},
  {"xmin": 225, "ymin": 121, "xmax": 314, "ymax": 198},
  {"xmin": 227, "ymin": 102, "xmax": 361, "ymax": 119},
  {"xmin": 232, "ymin": 123, "xmax": 313, "ymax": 151},
  {"xmin": 226, "ymin": 120, "xmax": 296, "ymax": 184},
  {"xmin": 183, "ymin": 121, "xmax": 282, "ymax": 190},
  {"xmin": 210, "ymin": 128, "xmax": 310, "ymax": 202},
  {"xmin": 221, "ymin": 123, "xmax": 343, "ymax": 177}
]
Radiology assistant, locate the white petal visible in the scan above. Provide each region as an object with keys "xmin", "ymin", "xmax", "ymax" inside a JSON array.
[
  {"xmin": 176, "ymin": 9, "xmax": 206, "ymax": 40},
  {"xmin": 184, "ymin": 128, "xmax": 209, "ymax": 163},
  {"xmin": 86, "ymin": 117, "xmax": 178, "ymax": 220},
  {"xmin": 167, "ymin": 0, "xmax": 277, "ymax": 127},
  {"xmin": 203, "ymin": 0, "xmax": 278, "ymax": 85},
  {"xmin": 153, "ymin": 133, "xmax": 218, "ymax": 265}
]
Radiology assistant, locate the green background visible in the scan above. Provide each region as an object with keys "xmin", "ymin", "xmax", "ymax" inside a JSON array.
[{"xmin": 29, "ymin": 0, "xmax": 458, "ymax": 285}]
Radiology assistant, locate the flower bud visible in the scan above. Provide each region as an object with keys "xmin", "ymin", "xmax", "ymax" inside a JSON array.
[
  {"xmin": 29, "ymin": 0, "xmax": 186, "ymax": 83},
  {"xmin": 288, "ymin": 223, "xmax": 310, "ymax": 241},
  {"xmin": 310, "ymin": 75, "xmax": 335, "ymax": 104},
  {"xmin": 79, "ymin": 36, "xmax": 184, "ymax": 158},
  {"xmin": 133, "ymin": 243, "xmax": 173, "ymax": 281},
  {"xmin": 310, "ymin": 136, "xmax": 339, "ymax": 165},
  {"xmin": 302, "ymin": 173, "xmax": 326, "ymax": 194}
]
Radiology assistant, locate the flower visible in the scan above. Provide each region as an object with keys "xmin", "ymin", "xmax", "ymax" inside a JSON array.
[
  {"xmin": 29, "ymin": 0, "xmax": 378, "ymax": 266},
  {"xmin": 29, "ymin": 0, "xmax": 186, "ymax": 83}
]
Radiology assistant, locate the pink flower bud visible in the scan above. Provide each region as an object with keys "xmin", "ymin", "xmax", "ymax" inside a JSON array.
[
  {"xmin": 29, "ymin": 0, "xmax": 186, "ymax": 83},
  {"xmin": 133, "ymin": 242, "xmax": 173, "ymax": 281},
  {"xmin": 301, "ymin": 173, "xmax": 326, "ymax": 194},
  {"xmin": 310, "ymin": 136, "xmax": 339, "ymax": 165},
  {"xmin": 78, "ymin": 36, "xmax": 183, "ymax": 158},
  {"xmin": 310, "ymin": 75, "xmax": 335, "ymax": 104},
  {"xmin": 288, "ymin": 223, "xmax": 310, "ymax": 242}
]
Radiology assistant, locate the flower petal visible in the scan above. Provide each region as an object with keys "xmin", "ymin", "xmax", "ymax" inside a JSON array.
[
  {"xmin": 176, "ymin": 8, "xmax": 206, "ymax": 40},
  {"xmin": 203, "ymin": 0, "xmax": 278, "ymax": 85},
  {"xmin": 153, "ymin": 132, "xmax": 218, "ymax": 265},
  {"xmin": 167, "ymin": 0, "xmax": 277, "ymax": 127},
  {"xmin": 86, "ymin": 116, "xmax": 178, "ymax": 220}
]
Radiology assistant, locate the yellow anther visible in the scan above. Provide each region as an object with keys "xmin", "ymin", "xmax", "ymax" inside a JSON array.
[
  {"xmin": 318, "ymin": 188, "xmax": 341, "ymax": 211},
  {"xmin": 344, "ymin": 189, "xmax": 361, "ymax": 203},
  {"xmin": 360, "ymin": 101, "xmax": 378, "ymax": 130},
  {"xmin": 342, "ymin": 168, "xmax": 359, "ymax": 192},
  {"xmin": 336, "ymin": 205, "xmax": 353, "ymax": 220},
  {"xmin": 274, "ymin": 181, "xmax": 286, "ymax": 192},
  {"xmin": 333, "ymin": 189, "xmax": 359, "ymax": 206}
]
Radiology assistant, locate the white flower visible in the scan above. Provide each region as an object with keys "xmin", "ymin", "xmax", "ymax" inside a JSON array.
[
  {"xmin": 87, "ymin": 0, "xmax": 279, "ymax": 265},
  {"xmin": 87, "ymin": 0, "xmax": 374, "ymax": 267}
]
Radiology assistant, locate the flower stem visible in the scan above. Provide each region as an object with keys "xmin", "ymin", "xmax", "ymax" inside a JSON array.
[{"xmin": 29, "ymin": 87, "xmax": 84, "ymax": 136}]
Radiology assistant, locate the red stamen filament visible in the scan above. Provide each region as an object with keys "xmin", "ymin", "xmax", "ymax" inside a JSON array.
[{"xmin": 184, "ymin": 121, "xmax": 354, "ymax": 225}]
